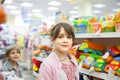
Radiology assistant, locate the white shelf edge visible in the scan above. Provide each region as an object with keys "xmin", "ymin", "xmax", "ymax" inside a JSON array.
[
  {"xmin": 79, "ymin": 68, "xmax": 120, "ymax": 80},
  {"xmin": 75, "ymin": 32, "xmax": 120, "ymax": 38}
]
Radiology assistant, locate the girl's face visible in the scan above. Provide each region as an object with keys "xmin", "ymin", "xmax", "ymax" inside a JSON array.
[
  {"xmin": 8, "ymin": 49, "xmax": 20, "ymax": 62},
  {"xmin": 52, "ymin": 27, "xmax": 73, "ymax": 54}
]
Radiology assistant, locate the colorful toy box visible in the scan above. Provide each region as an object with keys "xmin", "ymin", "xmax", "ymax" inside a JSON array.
[
  {"xmin": 104, "ymin": 60, "xmax": 120, "ymax": 74},
  {"xmin": 91, "ymin": 23, "xmax": 101, "ymax": 33},
  {"xmin": 108, "ymin": 46, "xmax": 120, "ymax": 57},
  {"xmin": 94, "ymin": 58, "xmax": 106, "ymax": 72},
  {"xmin": 81, "ymin": 40, "xmax": 106, "ymax": 51},
  {"xmin": 82, "ymin": 56, "xmax": 95, "ymax": 69},
  {"xmin": 117, "ymin": 68, "xmax": 120, "ymax": 76}
]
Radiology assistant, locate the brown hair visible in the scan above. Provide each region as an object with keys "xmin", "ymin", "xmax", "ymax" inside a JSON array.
[
  {"xmin": 5, "ymin": 46, "xmax": 21, "ymax": 57},
  {"xmin": 50, "ymin": 22, "xmax": 75, "ymax": 41}
]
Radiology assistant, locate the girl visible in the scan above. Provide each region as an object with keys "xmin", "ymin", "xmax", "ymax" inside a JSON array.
[
  {"xmin": 39, "ymin": 22, "xmax": 79, "ymax": 80},
  {"xmin": 2, "ymin": 46, "xmax": 23, "ymax": 78}
]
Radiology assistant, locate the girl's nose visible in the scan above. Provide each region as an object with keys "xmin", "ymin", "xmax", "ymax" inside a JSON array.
[
  {"xmin": 15, "ymin": 52, "xmax": 19, "ymax": 55},
  {"xmin": 63, "ymin": 37, "xmax": 68, "ymax": 42}
]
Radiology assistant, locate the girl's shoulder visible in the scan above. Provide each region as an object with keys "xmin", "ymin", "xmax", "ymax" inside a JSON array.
[{"xmin": 2, "ymin": 60, "xmax": 10, "ymax": 71}]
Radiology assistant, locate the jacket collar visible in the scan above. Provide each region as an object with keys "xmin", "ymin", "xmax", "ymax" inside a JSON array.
[
  {"xmin": 50, "ymin": 50, "xmax": 78, "ymax": 67},
  {"xmin": 5, "ymin": 60, "xmax": 21, "ymax": 71}
]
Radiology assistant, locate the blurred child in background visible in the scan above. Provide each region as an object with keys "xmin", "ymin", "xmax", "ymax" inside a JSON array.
[{"xmin": 2, "ymin": 46, "xmax": 23, "ymax": 78}]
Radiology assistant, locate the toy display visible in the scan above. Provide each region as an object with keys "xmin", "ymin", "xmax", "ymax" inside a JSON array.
[
  {"xmin": 115, "ymin": 22, "xmax": 120, "ymax": 32},
  {"xmin": 69, "ymin": 47, "xmax": 77, "ymax": 55},
  {"xmin": 117, "ymin": 68, "xmax": 120, "ymax": 76},
  {"xmin": 113, "ymin": 11, "xmax": 120, "ymax": 32},
  {"xmin": 73, "ymin": 19, "xmax": 88, "ymax": 33},
  {"xmin": 94, "ymin": 58, "xmax": 106, "ymax": 72},
  {"xmin": 101, "ymin": 20, "xmax": 116, "ymax": 32},
  {"xmin": 108, "ymin": 46, "xmax": 120, "ymax": 57},
  {"xmin": 114, "ymin": 57, "xmax": 120, "ymax": 63},
  {"xmin": 32, "ymin": 44, "xmax": 52, "ymax": 75},
  {"xmin": 104, "ymin": 54, "xmax": 113, "ymax": 64},
  {"xmin": 82, "ymin": 56, "xmax": 95, "ymax": 69},
  {"xmin": 32, "ymin": 57, "xmax": 42, "ymax": 72},
  {"xmin": 32, "ymin": 50, "xmax": 42, "ymax": 55},
  {"xmin": 83, "ymin": 48, "xmax": 104, "ymax": 56},
  {"xmin": 90, "ymin": 54, "xmax": 100, "ymax": 60},
  {"xmin": 91, "ymin": 23, "xmax": 101, "ymax": 33},
  {"xmin": 104, "ymin": 60, "xmax": 120, "ymax": 74},
  {"xmin": 80, "ymin": 40, "xmax": 106, "ymax": 51}
]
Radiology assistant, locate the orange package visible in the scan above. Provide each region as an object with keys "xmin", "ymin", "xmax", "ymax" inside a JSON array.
[{"xmin": 83, "ymin": 40, "xmax": 106, "ymax": 51}]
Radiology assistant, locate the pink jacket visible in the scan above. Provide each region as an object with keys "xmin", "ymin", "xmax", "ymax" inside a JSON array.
[{"xmin": 38, "ymin": 51, "xmax": 79, "ymax": 80}]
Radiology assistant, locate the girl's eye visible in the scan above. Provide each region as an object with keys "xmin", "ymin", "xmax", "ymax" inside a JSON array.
[
  {"xmin": 10, "ymin": 52, "xmax": 15, "ymax": 54},
  {"xmin": 67, "ymin": 35, "xmax": 72, "ymax": 39},
  {"xmin": 17, "ymin": 52, "xmax": 20, "ymax": 54},
  {"xmin": 11, "ymin": 52, "xmax": 20, "ymax": 54},
  {"xmin": 58, "ymin": 35, "xmax": 63, "ymax": 38}
]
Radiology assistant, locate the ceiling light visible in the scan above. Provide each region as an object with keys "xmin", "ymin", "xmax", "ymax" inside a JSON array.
[
  {"xmin": 112, "ymin": 8, "xmax": 120, "ymax": 12},
  {"xmin": 69, "ymin": 10, "xmax": 78, "ymax": 14},
  {"xmin": 32, "ymin": 9, "xmax": 42, "ymax": 13},
  {"xmin": 10, "ymin": 10, "xmax": 20, "ymax": 14},
  {"xmin": 93, "ymin": 10, "xmax": 101, "ymax": 13},
  {"xmin": 93, "ymin": 4, "xmax": 106, "ymax": 8},
  {"xmin": 69, "ymin": 17, "xmax": 74, "ymax": 21},
  {"xmin": 33, "ymin": 13, "xmax": 45, "ymax": 18},
  {"xmin": 74, "ymin": 6, "xmax": 79, "ymax": 9},
  {"xmin": 27, "ymin": 13, "xmax": 32, "ymax": 17},
  {"xmin": 66, "ymin": 0, "xmax": 70, "ymax": 1},
  {"xmin": 21, "ymin": 2, "xmax": 33, "ymax": 7},
  {"xmin": 48, "ymin": 7, "xmax": 58, "ymax": 11},
  {"xmin": 71, "ymin": 15, "xmax": 78, "ymax": 18},
  {"xmin": 49, "ymin": 16, "xmax": 55, "ymax": 20},
  {"xmin": 117, "ymin": 3, "xmax": 120, "ymax": 5},
  {"xmin": 48, "ymin": 1, "xmax": 61, "ymax": 6},
  {"xmin": 4, "ymin": 0, "xmax": 13, "ymax": 4},
  {"xmin": 6, "ymin": 5, "xmax": 17, "ymax": 9}
]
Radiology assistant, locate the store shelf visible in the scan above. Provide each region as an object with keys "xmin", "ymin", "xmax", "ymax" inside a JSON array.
[
  {"xmin": 79, "ymin": 68, "xmax": 120, "ymax": 80},
  {"xmin": 75, "ymin": 32, "xmax": 120, "ymax": 38}
]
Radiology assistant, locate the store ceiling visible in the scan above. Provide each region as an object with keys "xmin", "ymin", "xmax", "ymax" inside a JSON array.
[{"xmin": 2, "ymin": 0, "xmax": 120, "ymax": 19}]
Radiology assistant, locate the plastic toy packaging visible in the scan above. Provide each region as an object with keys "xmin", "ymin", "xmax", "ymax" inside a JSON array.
[
  {"xmin": 1, "ymin": 71, "xmax": 24, "ymax": 80},
  {"xmin": 108, "ymin": 67, "xmax": 114, "ymax": 75},
  {"xmin": 89, "ymin": 66, "xmax": 94, "ymax": 73},
  {"xmin": 83, "ymin": 75, "xmax": 89, "ymax": 80}
]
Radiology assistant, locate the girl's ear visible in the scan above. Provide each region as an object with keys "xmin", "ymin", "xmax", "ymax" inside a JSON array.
[
  {"xmin": 50, "ymin": 36, "xmax": 53, "ymax": 41},
  {"xmin": 50, "ymin": 37, "xmax": 54, "ymax": 45},
  {"xmin": 6, "ymin": 55, "xmax": 9, "ymax": 59},
  {"xmin": 50, "ymin": 36, "xmax": 54, "ymax": 48}
]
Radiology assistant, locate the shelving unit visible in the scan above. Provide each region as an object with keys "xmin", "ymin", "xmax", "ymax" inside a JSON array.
[
  {"xmin": 75, "ymin": 32, "xmax": 120, "ymax": 38},
  {"xmin": 75, "ymin": 32, "xmax": 120, "ymax": 80},
  {"xmin": 79, "ymin": 68, "xmax": 120, "ymax": 80}
]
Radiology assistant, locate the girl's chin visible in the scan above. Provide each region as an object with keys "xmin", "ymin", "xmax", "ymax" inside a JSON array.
[
  {"xmin": 61, "ymin": 50, "xmax": 70, "ymax": 53},
  {"xmin": 12, "ymin": 59, "xmax": 19, "ymax": 62}
]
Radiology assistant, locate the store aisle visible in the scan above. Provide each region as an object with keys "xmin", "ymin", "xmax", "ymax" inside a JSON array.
[{"xmin": 23, "ymin": 70, "xmax": 36, "ymax": 80}]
